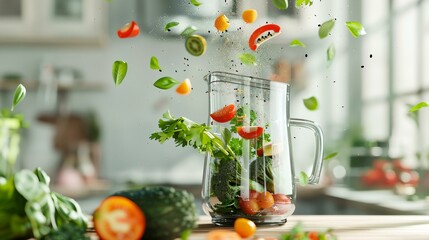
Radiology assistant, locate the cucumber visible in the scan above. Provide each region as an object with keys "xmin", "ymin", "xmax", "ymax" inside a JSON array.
[{"xmin": 185, "ymin": 35, "xmax": 206, "ymax": 56}]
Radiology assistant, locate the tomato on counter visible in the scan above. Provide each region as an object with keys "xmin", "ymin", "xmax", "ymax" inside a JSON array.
[
  {"xmin": 234, "ymin": 218, "xmax": 256, "ymax": 238},
  {"xmin": 93, "ymin": 196, "xmax": 145, "ymax": 240}
]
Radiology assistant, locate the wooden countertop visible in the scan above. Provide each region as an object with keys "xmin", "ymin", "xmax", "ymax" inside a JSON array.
[{"xmin": 190, "ymin": 215, "xmax": 429, "ymax": 239}]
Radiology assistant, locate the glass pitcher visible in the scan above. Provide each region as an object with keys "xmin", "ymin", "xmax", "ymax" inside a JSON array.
[{"xmin": 202, "ymin": 71, "xmax": 324, "ymax": 226}]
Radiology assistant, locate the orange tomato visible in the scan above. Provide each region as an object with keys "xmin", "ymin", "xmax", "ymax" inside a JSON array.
[
  {"xmin": 176, "ymin": 78, "xmax": 192, "ymax": 95},
  {"xmin": 93, "ymin": 196, "xmax": 145, "ymax": 240},
  {"xmin": 242, "ymin": 9, "xmax": 258, "ymax": 23},
  {"xmin": 257, "ymin": 191, "xmax": 275, "ymax": 209},
  {"xmin": 234, "ymin": 218, "xmax": 256, "ymax": 238},
  {"xmin": 307, "ymin": 231, "xmax": 320, "ymax": 240},
  {"xmin": 207, "ymin": 230, "xmax": 242, "ymax": 240},
  {"xmin": 214, "ymin": 14, "xmax": 230, "ymax": 31}
]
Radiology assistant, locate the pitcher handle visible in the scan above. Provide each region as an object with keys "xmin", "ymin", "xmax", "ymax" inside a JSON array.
[{"xmin": 290, "ymin": 118, "xmax": 324, "ymax": 184}]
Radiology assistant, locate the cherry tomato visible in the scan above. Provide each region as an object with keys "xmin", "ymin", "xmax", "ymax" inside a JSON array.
[
  {"xmin": 248, "ymin": 24, "xmax": 281, "ymax": 51},
  {"xmin": 257, "ymin": 191, "xmax": 274, "ymax": 209},
  {"xmin": 93, "ymin": 196, "xmax": 145, "ymax": 240},
  {"xmin": 207, "ymin": 230, "xmax": 241, "ymax": 240},
  {"xmin": 210, "ymin": 104, "xmax": 236, "ymax": 123},
  {"xmin": 239, "ymin": 191, "xmax": 260, "ymax": 215},
  {"xmin": 361, "ymin": 169, "xmax": 383, "ymax": 186},
  {"xmin": 382, "ymin": 169, "xmax": 398, "ymax": 187},
  {"xmin": 117, "ymin": 21, "xmax": 140, "ymax": 38},
  {"xmin": 234, "ymin": 218, "xmax": 256, "ymax": 238},
  {"xmin": 307, "ymin": 231, "xmax": 320, "ymax": 240},
  {"xmin": 270, "ymin": 194, "xmax": 292, "ymax": 215},
  {"xmin": 236, "ymin": 126, "xmax": 264, "ymax": 139}
]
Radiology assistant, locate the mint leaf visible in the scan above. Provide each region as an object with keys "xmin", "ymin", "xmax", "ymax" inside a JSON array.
[
  {"xmin": 272, "ymin": 0, "xmax": 288, "ymax": 10},
  {"xmin": 324, "ymin": 152, "xmax": 338, "ymax": 160},
  {"xmin": 303, "ymin": 96, "xmax": 318, "ymax": 111},
  {"xmin": 164, "ymin": 21, "xmax": 179, "ymax": 32},
  {"xmin": 153, "ymin": 77, "xmax": 179, "ymax": 90},
  {"xmin": 181, "ymin": 26, "xmax": 198, "ymax": 37},
  {"xmin": 319, "ymin": 19, "xmax": 335, "ymax": 39},
  {"xmin": 190, "ymin": 0, "xmax": 202, "ymax": 7},
  {"xmin": 295, "ymin": 0, "xmax": 313, "ymax": 8},
  {"xmin": 11, "ymin": 84, "xmax": 26, "ymax": 111},
  {"xmin": 239, "ymin": 53, "xmax": 257, "ymax": 65},
  {"xmin": 346, "ymin": 21, "xmax": 366, "ymax": 38},
  {"xmin": 299, "ymin": 171, "xmax": 309, "ymax": 185},
  {"xmin": 150, "ymin": 56, "xmax": 161, "ymax": 70},
  {"xmin": 289, "ymin": 39, "xmax": 306, "ymax": 48},
  {"xmin": 327, "ymin": 43, "xmax": 335, "ymax": 63},
  {"xmin": 112, "ymin": 60, "xmax": 127, "ymax": 86},
  {"xmin": 409, "ymin": 102, "xmax": 429, "ymax": 113}
]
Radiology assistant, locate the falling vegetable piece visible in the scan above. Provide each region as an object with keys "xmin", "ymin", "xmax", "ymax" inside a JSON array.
[
  {"xmin": 239, "ymin": 53, "xmax": 257, "ymax": 65},
  {"xmin": 112, "ymin": 60, "xmax": 128, "ymax": 86},
  {"xmin": 324, "ymin": 152, "xmax": 338, "ymax": 160},
  {"xmin": 117, "ymin": 21, "xmax": 140, "ymax": 38},
  {"xmin": 164, "ymin": 21, "xmax": 179, "ymax": 32},
  {"xmin": 11, "ymin": 84, "xmax": 26, "ymax": 111},
  {"xmin": 189, "ymin": 0, "xmax": 202, "ymax": 7},
  {"xmin": 319, "ymin": 19, "xmax": 335, "ymax": 39},
  {"xmin": 214, "ymin": 14, "xmax": 230, "ymax": 32},
  {"xmin": 327, "ymin": 43, "xmax": 335, "ymax": 63},
  {"xmin": 303, "ymin": 96, "xmax": 318, "ymax": 111},
  {"xmin": 295, "ymin": 0, "xmax": 313, "ymax": 8},
  {"xmin": 185, "ymin": 35, "xmax": 206, "ymax": 56},
  {"xmin": 409, "ymin": 102, "xmax": 429, "ymax": 112},
  {"xmin": 299, "ymin": 171, "xmax": 309, "ymax": 185},
  {"xmin": 272, "ymin": 0, "xmax": 288, "ymax": 10},
  {"xmin": 242, "ymin": 9, "xmax": 258, "ymax": 23},
  {"xmin": 248, "ymin": 23, "xmax": 281, "ymax": 51},
  {"xmin": 210, "ymin": 104, "xmax": 237, "ymax": 123},
  {"xmin": 181, "ymin": 26, "xmax": 198, "ymax": 37},
  {"xmin": 236, "ymin": 126, "xmax": 264, "ymax": 139},
  {"xmin": 154, "ymin": 77, "xmax": 179, "ymax": 90},
  {"xmin": 93, "ymin": 196, "xmax": 146, "ymax": 240},
  {"xmin": 289, "ymin": 39, "xmax": 306, "ymax": 48},
  {"xmin": 150, "ymin": 56, "xmax": 161, "ymax": 70},
  {"xmin": 176, "ymin": 78, "xmax": 192, "ymax": 95},
  {"xmin": 346, "ymin": 21, "xmax": 367, "ymax": 38}
]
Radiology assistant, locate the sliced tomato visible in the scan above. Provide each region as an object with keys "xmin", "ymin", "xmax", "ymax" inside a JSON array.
[
  {"xmin": 210, "ymin": 104, "xmax": 236, "ymax": 123},
  {"xmin": 237, "ymin": 126, "xmax": 263, "ymax": 139},
  {"xmin": 93, "ymin": 196, "xmax": 145, "ymax": 240},
  {"xmin": 269, "ymin": 194, "xmax": 292, "ymax": 215},
  {"xmin": 248, "ymin": 23, "xmax": 281, "ymax": 51},
  {"xmin": 117, "ymin": 21, "xmax": 140, "ymax": 38}
]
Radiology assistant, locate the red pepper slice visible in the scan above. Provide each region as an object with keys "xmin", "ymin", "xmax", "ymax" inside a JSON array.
[
  {"xmin": 117, "ymin": 21, "xmax": 140, "ymax": 38},
  {"xmin": 248, "ymin": 24, "xmax": 281, "ymax": 51}
]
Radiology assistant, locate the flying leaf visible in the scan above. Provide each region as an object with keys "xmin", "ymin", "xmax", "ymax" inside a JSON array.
[
  {"xmin": 295, "ymin": 0, "xmax": 313, "ymax": 8},
  {"xmin": 299, "ymin": 171, "xmax": 309, "ymax": 185},
  {"xmin": 112, "ymin": 60, "xmax": 128, "ymax": 86},
  {"xmin": 327, "ymin": 43, "xmax": 335, "ymax": 62},
  {"xmin": 11, "ymin": 84, "xmax": 26, "ymax": 111},
  {"xmin": 164, "ymin": 21, "xmax": 179, "ymax": 32},
  {"xmin": 346, "ymin": 21, "xmax": 367, "ymax": 38},
  {"xmin": 303, "ymin": 96, "xmax": 318, "ymax": 111},
  {"xmin": 154, "ymin": 77, "xmax": 179, "ymax": 90},
  {"xmin": 181, "ymin": 26, "xmax": 198, "ymax": 37},
  {"xmin": 272, "ymin": 0, "xmax": 288, "ymax": 10},
  {"xmin": 150, "ymin": 56, "xmax": 161, "ymax": 70},
  {"xmin": 289, "ymin": 39, "xmax": 306, "ymax": 48},
  {"xmin": 239, "ymin": 53, "xmax": 257, "ymax": 65},
  {"xmin": 409, "ymin": 102, "xmax": 429, "ymax": 113},
  {"xmin": 319, "ymin": 19, "xmax": 335, "ymax": 39},
  {"xmin": 190, "ymin": 0, "xmax": 202, "ymax": 7},
  {"xmin": 324, "ymin": 152, "xmax": 338, "ymax": 160}
]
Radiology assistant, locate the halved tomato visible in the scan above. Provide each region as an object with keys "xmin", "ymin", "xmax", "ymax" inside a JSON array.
[
  {"xmin": 237, "ymin": 126, "xmax": 263, "ymax": 139},
  {"xmin": 117, "ymin": 21, "xmax": 140, "ymax": 38},
  {"xmin": 93, "ymin": 196, "xmax": 145, "ymax": 240},
  {"xmin": 210, "ymin": 104, "xmax": 236, "ymax": 123}
]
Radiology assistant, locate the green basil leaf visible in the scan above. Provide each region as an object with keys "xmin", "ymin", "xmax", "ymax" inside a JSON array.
[
  {"xmin": 327, "ymin": 43, "xmax": 335, "ymax": 62},
  {"xmin": 409, "ymin": 102, "xmax": 429, "ymax": 113},
  {"xmin": 154, "ymin": 77, "xmax": 179, "ymax": 90},
  {"xmin": 303, "ymin": 96, "xmax": 319, "ymax": 111},
  {"xmin": 295, "ymin": 0, "xmax": 313, "ymax": 8},
  {"xmin": 272, "ymin": 0, "xmax": 288, "ymax": 10},
  {"xmin": 11, "ymin": 84, "xmax": 26, "ymax": 111},
  {"xmin": 164, "ymin": 21, "xmax": 179, "ymax": 32},
  {"xmin": 238, "ymin": 53, "xmax": 257, "ymax": 66},
  {"xmin": 289, "ymin": 39, "xmax": 306, "ymax": 48},
  {"xmin": 319, "ymin": 19, "xmax": 335, "ymax": 39},
  {"xmin": 299, "ymin": 171, "xmax": 309, "ymax": 185},
  {"xmin": 181, "ymin": 26, "xmax": 198, "ymax": 37},
  {"xmin": 222, "ymin": 128, "xmax": 232, "ymax": 145},
  {"xmin": 324, "ymin": 152, "xmax": 338, "ymax": 160},
  {"xmin": 150, "ymin": 56, "xmax": 161, "ymax": 70},
  {"xmin": 112, "ymin": 60, "xmax": 128, "ymax": 86},
  {"xmin": 346, "ymin": 21, "xmax": 367, "ymax": 38},
  {"xmin": 190, "ymin": 0, "xmax": 202, "ymax": 7}
]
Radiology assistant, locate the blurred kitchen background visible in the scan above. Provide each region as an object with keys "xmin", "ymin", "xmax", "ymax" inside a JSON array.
[{"xmin": 1, "ymin": 0, "xmax": 429, "ymax": 215}]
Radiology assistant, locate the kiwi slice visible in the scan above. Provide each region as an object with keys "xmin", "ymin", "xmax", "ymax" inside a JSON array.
[{"xmin": 185, "ymin": 35, "xmax": 206, "ymax": 56}]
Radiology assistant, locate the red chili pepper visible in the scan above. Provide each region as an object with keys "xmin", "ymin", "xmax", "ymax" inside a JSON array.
[
  {"xmin": 248, "ymin": 23, "xmax": 281, "ymax": 51},
  {"xmin": 117, "ymin": 21, "xmax": 140, "ymax": 38}
]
